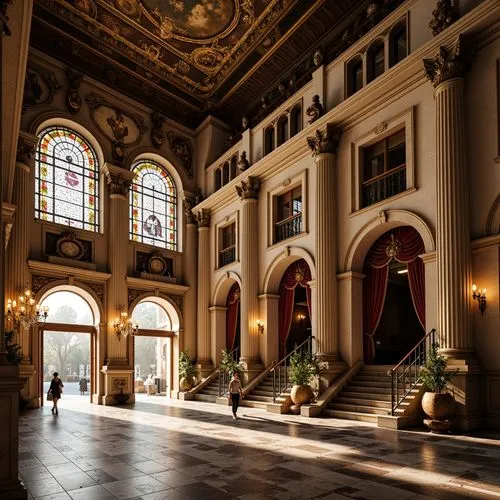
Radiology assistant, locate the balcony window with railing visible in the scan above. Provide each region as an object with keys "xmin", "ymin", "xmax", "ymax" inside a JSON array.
[
  {"xmin": 275, "ymin": 186, "xmax": 302, "ymax": 243},
  {"xmin": 362, "ymin": 129, "xmax": 406, "ymax": 208},
  {"xmin": 219, "ymin": 223, "xmax": 236, "ymax": 267}
]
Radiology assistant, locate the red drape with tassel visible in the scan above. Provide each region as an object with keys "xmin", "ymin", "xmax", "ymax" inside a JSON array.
[
  {"xmin": 278, "ymin": 259, "xmax": 312, "ymax": 357},
  {"xmin": 363, "ymin": 226, "xmax": 426, "ymax": 363},
  {"xmin": 226, "ymin": 283, "xmax": 240, "ymax": 350}
]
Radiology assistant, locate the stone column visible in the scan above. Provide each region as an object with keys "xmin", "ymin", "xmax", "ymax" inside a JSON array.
[
  {"xmin": 101, "ymin": 163, "xmax": 135, "ymax": 404},
  {"xmin": 195, "ymin": 209, "xmax": 213, "ymax": 376},
  {"xmin": 424, "ymin": 36, "xmax": 481, "ymax": 430},
  {"xmin": 236, "ymin": 178, "xmax": 261, "ymax": 364},
  {"xmin": 5, "ymin": 133, "xmax": 38, "ymax": 406},
  {"xmin": 182, "ymin": 197, "xmax": 198, "ymax": 360}
]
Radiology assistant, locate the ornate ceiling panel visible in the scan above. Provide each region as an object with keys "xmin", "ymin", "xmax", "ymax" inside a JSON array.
[{"xmin": 31, "ymin": 0, "xmax": 363, "ymax": 128}]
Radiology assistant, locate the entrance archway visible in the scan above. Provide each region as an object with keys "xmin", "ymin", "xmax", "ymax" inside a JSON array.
[
  {"xmin": 363, "ymin": 226, "xmax": 426, "ymax": 364},
  {"xmin": 131, "ymin": 297, "xmax": 180, "ymax": 398},
  {"xmin": 225, "ymin": 282, "xmax": 240, "ymax": 353},
  {"xmin": 278, "ymin": 259, "xmax": 312, "ymax": 358}
]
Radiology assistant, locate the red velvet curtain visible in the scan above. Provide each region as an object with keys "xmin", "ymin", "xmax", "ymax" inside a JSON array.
[
  {"xmin": 226, "ymin": 283, "xmax": 240, "ymax": 350},
  {"xmin": 278, "ymin": 259, "xmax": 312, "ymax": 357},
  {"xmin": 363, "ymin": 226, "xmax": 426, "ymax": 363}
]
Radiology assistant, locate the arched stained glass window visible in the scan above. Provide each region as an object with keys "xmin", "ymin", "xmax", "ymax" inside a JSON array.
[
  {"xmin": 35, "ymin": 126, "xmax": 99, "ymax": 232},
  {"xmin": 130, "ymin": 160, "xmax": 177, "ymax": 250}
]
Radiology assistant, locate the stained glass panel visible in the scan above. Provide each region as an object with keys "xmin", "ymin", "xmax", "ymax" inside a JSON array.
[
  {"xmin": 130, "ymin": 160, "xmax": 177, "ymax": 250},
  {"xmin": 35, "ymin": 126, "xmax": 100, "ymax": 232}
]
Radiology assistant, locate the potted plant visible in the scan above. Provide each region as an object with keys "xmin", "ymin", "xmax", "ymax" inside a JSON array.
[
  {"xmin": 178, "ymin": 350, "xmax": 196, "ymax": 391},
  {"xmin": 420, "ymin": 343, "xmax": 456, "ymax": 432},
  {"xmin": 289, "ymin": 348, "xmax": 320, "ymax": 408},
  {"xmin": 220, "ymin": 349, "xmax": 243, "ymax": 378},
  {"xmin": 6, "ymin": 330, "xmax": 23, "ymax": 366}
]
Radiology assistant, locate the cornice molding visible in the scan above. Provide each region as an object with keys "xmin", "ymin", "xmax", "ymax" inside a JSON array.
[
  {"xmin": 27, "ymin": 259, "xmax": 112, "ymax": 282},
  {"xmin": 126, "ymin": 276, "xmax": 189, "ymax": 296}
]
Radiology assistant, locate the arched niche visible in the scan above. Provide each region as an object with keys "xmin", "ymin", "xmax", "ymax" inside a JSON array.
[{"xmin": 213, "ymin": 271, "xmax": 242, "ymax": 307}]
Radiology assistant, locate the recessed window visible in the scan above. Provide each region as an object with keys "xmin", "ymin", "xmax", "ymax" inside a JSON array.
[
  {"xmin": 347, "ymin": 56, "xmax": 363, "ymax": 97},
  {"xmin": 389, "ymin": 23, "xmax": 407, "ymax": 67},
  {"xmin": 264, "ymin": 126, "xmax": 275, "ymax": 155},
  {"xmin": 35, "ymin": 126, "xmax": 100, "ymax": 232},
  {"xmin": 367, "ymin": 41, "xmax": 385, "ymax": 83},
  {"xmin": 275, "ymin": 186, "xmax": 303, "ymax": 243},
  {"xmin": 214, "ymin": 168, "xmax": 222, "ymax": 191},
  {"xmin": 290, "ymin": 105, "xmax": 302, "ymax": 137},
  {"xmin": 362, "ymin": 130, "xmax": 406, "ymax": 208},
  {"xmin": 219, "ymin": 222, "xmax": 236, "ymax": 268},
  {"xmin": 277, "ymin": 115, "xmax": 289, "ymax": 147}
]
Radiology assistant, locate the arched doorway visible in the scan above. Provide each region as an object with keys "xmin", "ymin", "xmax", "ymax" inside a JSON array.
[
  {"xmin": 225, "ymin": 282, "xmax": 240, "ymax": 354},
  {"xmin": 363, "ymin": 226, "xmax": 426, "ymax": 365},
  {"xmin": 38, "ymin": 288, "xmax": 100, "ymax": 406},
  {"xmin": 278, "ymin": 259, "xmax": 312, "ymax": 358},
  {"xmin": 131, "ymin": 297, "xmax": 180, "ymax": 398}
]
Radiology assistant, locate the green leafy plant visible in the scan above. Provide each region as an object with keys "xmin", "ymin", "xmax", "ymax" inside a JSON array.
[
  {"xmin": 420, "ymin": 343, "xmax": 455, "ymax": 393},
  {"xmin": 6, "ymin": 331, "xmax": 23, "ymax": 366},
  {"xmin": 178, "ymin": 350, "xmax": 196, "ymax": 379},
  {"xmin": 289, "ymin": 348, "xmax": 320, "ymax": 385},
  {"xmin": 220, "ymin": 349, "xmax": 243, "ymax": 377}
]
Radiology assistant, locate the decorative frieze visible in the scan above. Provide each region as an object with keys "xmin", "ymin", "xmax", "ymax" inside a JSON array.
[
  {"xmin": 196, "ymin": 209, "xmax": 211, "ymax": 228},
  {"xmin": 307, "ymin": 126, "xmax": 341, "ymax": 157},
  {"xmin": 127, "ymin": 288, "xmax": 144, "ymax": 308},
  {"xmin": 102, "ymin": 163, "xmax": 135, "ymax": 199},
  {"xmin": 81, "ymin": 281, "xmax": 105, "ymax": 305},
  {"xmin": 168, "ymin": 294, "xmax": 184, "ymax": 314},
  {"xmin": 429, "ymin": 0, "xmax": 458, "ymax": 37},
  {"xmin": 236, "ymin": 176, "xmax": 260, "ymax": 200},
  {"xmin": 31, "ymin": 275, "xmax": 59, "ymax": 295},
  {"xmin": 423, "ymin": 36, "xmax": 467, "ymax": 88}
]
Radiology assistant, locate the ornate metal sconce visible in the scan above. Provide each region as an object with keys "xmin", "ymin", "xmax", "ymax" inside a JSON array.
[
  {"xmin": 256, "ymin": 320, "xmax": 264, "ymax": 335},
  {"xmin": 472, "ymin": 284, "xmax": 487, "ymax": 314}
]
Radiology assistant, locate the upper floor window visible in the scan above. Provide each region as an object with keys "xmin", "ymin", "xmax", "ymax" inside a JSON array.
[
  {"xmin": 367, "ymin": 40, "xmax": 385, "ymax": 83},
  {"xmin": 290, "ymin": 104, "xmax": 302, "ymax": 137},
  {"xmin": 362, "ymin": 129, "xmax": 406, "ymax": 208},
  {"xmin": 389, "ymin": 22, "xmax": 407, "ymax": 67},
  {"xmin": 35, "ymin": 126, "xmax": 100, "ymax": 231},
  {"xmin": 130, "ymin": 160, "xmax": 177, "ymax": 250},
  {"xmin": 347, "ymin": 56, "xmax": 363, "ymax": 97},
  {"xmin": 264, "ymin": 126, "xmax": 275, "ymax": 155},
  {"xmin": 218, "ymin": 222, "xmax": 236, "ymax": 268},
  {"xmin": 277, "ymin": 115, "xmax": 289, "ymax": 147},
  {"xmin": 275, "ymin": 186, "xmax": 302, "ymax": 243}
]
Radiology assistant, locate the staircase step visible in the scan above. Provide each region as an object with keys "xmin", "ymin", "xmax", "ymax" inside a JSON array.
[
  {"xmin": 244, "ymin": 395, "xmax": 273, "ymax": 403},
  {"xmin": 328, "ymin": 402, "xmax": 390, "ymax": 415},
  {"xmin": 344, "ymin": 385, "xmax": 392, "ymax": 394},
  {"xmin": 193, "ymin": 393, "xmax": 217, "ymax": 403},
  {"xmin": 240, "ymin": 400, "xmax": 268, "ymax": 409},
  {"xmin": 340, "ymin": 391, "xmax": 392, "ymax": 401},
  {"xmin": 250, "ymin": 390, "xmax": 275, "ymax": 397},
  {"xmin": 354, "ymin": 375, "xmax": 391, "ymax": 383},
  {"xmin": 323, "ymin": 409, "xmax": 378, "ymax": 423},
  {"xmin": 347, "ymin": 380, "xmax": 392, "ymax": 388},
  {"xmin": 334, "ymin": 397, "xmax": 392, "ymax": 409}
]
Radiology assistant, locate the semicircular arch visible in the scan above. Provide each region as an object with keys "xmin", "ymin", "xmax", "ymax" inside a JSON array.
[
  {"xmin": 213, "ymin": 271, "xmax": 241, "ymax": 307},
  {"xmin": 129, "ymin": 292, "xmax": 182, "ymax": 332}
]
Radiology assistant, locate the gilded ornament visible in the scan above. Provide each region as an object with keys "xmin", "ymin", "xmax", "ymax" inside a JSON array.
[
  {"xmin": 429, "ymin": 0, "xmax": 458, "ymax": 37},
  {"xmin": 385, "ymin": 234, "xmax": 402, "ymax": 259},
  {"xmin": 306, "ymin": 95, "xmax": 324, "ymax": 124},
  {"xmin": 56, "ymin": 231, "xmax": 85, "ymax": 260},
  {"xmin": 306, "ymin": 126, "xmax": 341, "ymax": 157},
  {"xmin": 235, "ymin": 176, "xmax": 259, "ymax": 200}
]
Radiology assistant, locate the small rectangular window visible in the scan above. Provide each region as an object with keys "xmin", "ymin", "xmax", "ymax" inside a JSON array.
[
  {"xmin": 219, "ymin": 222, "xmax": 236, "ymax": 268},
  {"xmin": 275, "ymin": 186, "xmax": 303, "ymax": 243}
]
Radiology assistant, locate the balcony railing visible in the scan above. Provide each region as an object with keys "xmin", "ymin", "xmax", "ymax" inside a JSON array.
[
  {"xmin": 362, "ymin": 165, "xmax": 406, "ymax": 208},
  {"xmin": 274, "ymin": 213, "xmax": 302, "ymax": 243},
  {"xmin": 218, "ymin": 245, "xmax": 236, "ymax": 268}
]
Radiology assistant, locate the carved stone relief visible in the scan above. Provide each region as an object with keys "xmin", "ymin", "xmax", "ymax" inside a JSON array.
[
  {"xmin": 236, "ymin": 176, "xmax": 260, "ymax": 200},
  {"xmin": 306, "ymin": 94, "xmax": 324, "ymax": 124},
  {"xmin": 429, "ymin": 0, "xmax": 458, "ymax": 37},
  {"xmin": 81, "ymin": 281, "xmax": 105, "ymax": 305},
  {"xmin": 31, "ymin": 275, "xmax": 60, "ymax": 296},
  {"xmin": 238, "ymin": 151, "xmax": 250, "ymax": 173},
  {"xmin": 66, "ymin": 68, "xmax": 83, "ymax": 114},
  {"xmin": 23, "ymin": 64, "xmax": 61, "ymax": 111},
  {"xmin": 128, "ymin": 288, "xmax": 144, "ymax": 308},
  {"xmin": 306, "ymin": 126, "xmax": 341, "ymax": 157},
  {"xmin": 168, "ymin": 294, "xmax": 183, "ymax": 314},
  {"xmin": 167, "ymin": 132, "xmax": 193, "ymax": 178},
  {"xmin": 151, "ymin": 111, "xmax": 167, "ymax": 149},
  {"xmin": 423, "ymin": 36, "xmax": 467, "ymax": 88}
]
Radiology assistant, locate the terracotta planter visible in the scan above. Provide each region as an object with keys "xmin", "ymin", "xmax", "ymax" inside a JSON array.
[
  {"xmin": 422, "ymin": 392, "xmax": 455, "ymax": 420},
  {"xmin": 179, "ymin": 376, "xmax": 195, "ymax": 392},
  {"xmin": 290, "ymin": 384, "xmax": 314, "ymax": 407}
]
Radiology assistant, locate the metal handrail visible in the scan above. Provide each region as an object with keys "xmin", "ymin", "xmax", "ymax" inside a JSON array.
[
  {"xmin": 389, "ymin": 328, "xmax": 436, "ymax": 415},
  {"xmin": 218, "ymin": 346, "xmax": 240, "ymax": 397},
  {"xmin": 270, "ymin": 336, "xmax": 315, "ymax": 403}
]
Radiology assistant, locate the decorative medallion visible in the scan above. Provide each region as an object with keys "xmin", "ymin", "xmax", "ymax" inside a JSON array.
[
  {"xmin": 191, "ymin": 46, "xmax": 226, "ymax": 74},
  {"xmin": 385, "ymin": 234, "xmax": 402, "ymax": 259},
  {"xmin": 295, "ymin": 267, "xmax": 304, "ymax": 282},
  {"xmin": 167, "ymin": 132, "xmax": 193, "ymax": 177},
  {"xmin": 74, "ymin": 0, "xmax": 97, "ymax": 18},
  {"xmin": 56, "ymin": 231, "xmax": 85, "ymax": 260},
  {"xmin": 115, "ymin": 0, "xmax": 141, "ymax": 18},
  {"xmin": 147, "ymin": 251, "xmax": 168, "ymax": 275}
]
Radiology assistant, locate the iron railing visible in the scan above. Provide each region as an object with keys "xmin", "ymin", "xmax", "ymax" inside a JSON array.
[
  {"xmin": 218, "ymin": 346, "xmax": 240, "ymax": 397},
  {"xmin": 219, "ymin": 245, "xmax": 236, "ymax": 267},
  {"xmin": 275, "ymin": 213, "xmax": 302, "ymax": 243},
  {"xmin": 389, "ymin": 328, "xmax": 436, "ymax": 415},
  {"xmin": 271, "ymin": 336, "xmax": 314, "ymax": 403},
  {"xmin": 362, "ymin": 165, "xmax": 406, "ymax": 208}
]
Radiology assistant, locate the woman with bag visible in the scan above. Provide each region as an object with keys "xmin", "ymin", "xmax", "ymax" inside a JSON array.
[{"xmin": 48, "ymin": 372, "xmax": 64, "ymax": 415}]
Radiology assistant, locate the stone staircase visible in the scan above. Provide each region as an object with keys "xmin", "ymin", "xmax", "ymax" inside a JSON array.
[
  {"xmin": 324, "ymin": 365, "xmax": 410, "ymax": 423},
  {"xmin": 242, "ymin": 372, "xmax": 291, "ymax": 409},
  {"xmin": 193, "ymin": 373, "xmax": 221, "ymax": 403}
]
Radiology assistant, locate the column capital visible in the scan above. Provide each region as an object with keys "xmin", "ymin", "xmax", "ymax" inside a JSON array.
[
  {"xmin": 306, "ymin": 125, "xmax": 341, "ymax": 158},
  {"xmin": 101, "ymin": 162, "xmax": 135, "ymax": 199},
  {"xmin": 235, "ymin": 176, "xmax": 260, "ymax": 200},
  {"xmin": 182, "ymin": 197, "xmax": 196, "ymax": 225},
  {"xmin": 16, "ymin": 131, "xmax": 38, "ymax": 171},
  {"xmin": 423, "ymin": 35, "xmax": 468, "ymax": 88},
  {"xmin": 196, "ymin": 209, "xmax": 210, "ymax": 228}
]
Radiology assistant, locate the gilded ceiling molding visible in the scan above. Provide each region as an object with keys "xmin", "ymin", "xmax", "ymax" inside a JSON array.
[
  {"xmin": 167, "ymin": 132, "xmax": 193, "ymax": 178},
  {"xmin": 429, "ymin": 0, "xmax": 458, "ymax": 37},
  {"xmin": 306, "ymin": 125, "xmax": 341, "ymax": 157},
  {"xmin": 151, "ymin": 112, "xmax": 167, "ymax": 149},
  {"xmin": 66, "ymin": 68, "xmax": 83, "ymax": 114},
  {"xmin": 196, "ymin": 209, "xmax": 211, "ymax": 228},
  {"xmin": 236, "ymin": 176, "xmax": 260, "ymax": 200},
  {"xmin": 423, "ymin": 35, "xmax": 468, "ymax": 88},
  {"xmin": 101, "ymin": 163, "xmax": 135, "ymax": 199}
]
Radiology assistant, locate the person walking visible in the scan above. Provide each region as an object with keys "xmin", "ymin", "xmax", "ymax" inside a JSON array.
[
  {"xmin": 79, "ymin": 377, "xmax": 88, "ymax": 395},
  {"xmin": 48, "ymin": 372, "xmax": 64, "ymax": 415},
  {"xmin": 228, "ymin": 371, "xmax": 243, "ymax": 420}
]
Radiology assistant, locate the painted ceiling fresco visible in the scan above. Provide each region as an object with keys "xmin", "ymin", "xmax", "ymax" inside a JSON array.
[{"xmin": 32, "ymin": 0, "xmax": 360, "ymax": 127}]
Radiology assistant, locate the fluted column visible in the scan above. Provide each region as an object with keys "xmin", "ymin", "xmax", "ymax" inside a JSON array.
[
  {"xmin": 102, "ymin": 163, "xmax": 135, "ymax": 366},
  {"xmin": 236, "ymin": 177, "xmax": 260, "ymax": 364},
  {"xmin": 5, "ymin": 132, "xmax": 37, "ymax": 365},
  {"xmin": 182, "ymin": 197, "xmax": 198, "ymax": 360},
  {"xmin": 424, "ymin": 36, "xmax": 472, "ymax": 355},
  {"xmin": 307, "ymin": 126, "xmax": 341, "ymax": 360},
  {"xmin": 196, "ymin": 209, "xmax": 211, "ymax": 365}
]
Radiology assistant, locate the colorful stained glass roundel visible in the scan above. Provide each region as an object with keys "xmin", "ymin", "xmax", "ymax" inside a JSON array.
[
  {"xmin": 130, "ymin": 160, "xmax": 177, "ymax": 250},
  {"xmin": 35, "ymin": 126, "xmax": 100, "ymax": 232}
]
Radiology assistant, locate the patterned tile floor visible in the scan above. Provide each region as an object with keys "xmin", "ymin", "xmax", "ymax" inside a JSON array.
[{"xmin": 18, "ymin": 395, "xmax": 500, "ymax": 499}]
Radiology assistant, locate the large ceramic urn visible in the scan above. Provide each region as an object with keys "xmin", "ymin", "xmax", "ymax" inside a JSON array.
[
  {"xmin": 179, "ymin": 376, "xmax": 195, "ymax": 392},
  {"xmin": 290, "ymin": 384, "xmax": 314, "ymax": 407},
  {"xmin": 422, "ymin": 392, "xmax": 455, "ymax": 420}
]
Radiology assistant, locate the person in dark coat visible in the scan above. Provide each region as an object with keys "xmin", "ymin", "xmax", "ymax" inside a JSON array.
[
  {"xmin": 48, "ymin": 372, "xmax": 64, "ymax": 415},
  {"xmin": 79, "ymin": 377, "xmax": 88, "ymax": 395}
]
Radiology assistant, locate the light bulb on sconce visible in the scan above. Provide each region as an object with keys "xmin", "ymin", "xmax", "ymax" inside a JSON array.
[
  {"xmin": 113, "ymin": 310, "xmax": 139, "ymax": 340},
  {"xmin": 297, "ymin": 313, "xmax": 306, "ymax": 322},
  {"xmin": 256, "ymin": 320, "xmax": 264, "ymax": 335},
  {"xmin": 472, "ymin": 284, "xmax": 487, "ymax": 314}
]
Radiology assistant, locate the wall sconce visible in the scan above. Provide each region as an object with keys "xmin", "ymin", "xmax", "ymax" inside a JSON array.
[
  {"xmin": 113, "ymin": 310, "xmax": 139, "ymax": 340},
  {"xmin": 472, "ymin": 284, "xmax": 487, "ymax": 314},
  {"xmin": 256, "ymin": 320, "xmax": 264, "ymax": 335},
  {"xmin": 297, "ymin": 313, "xmax": 306, "ymax": 322}
]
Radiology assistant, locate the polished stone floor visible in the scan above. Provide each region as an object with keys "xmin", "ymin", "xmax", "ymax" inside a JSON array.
[{"xmin": 18, "ymin": 395, "xmax": 500, "ymax": 499}]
